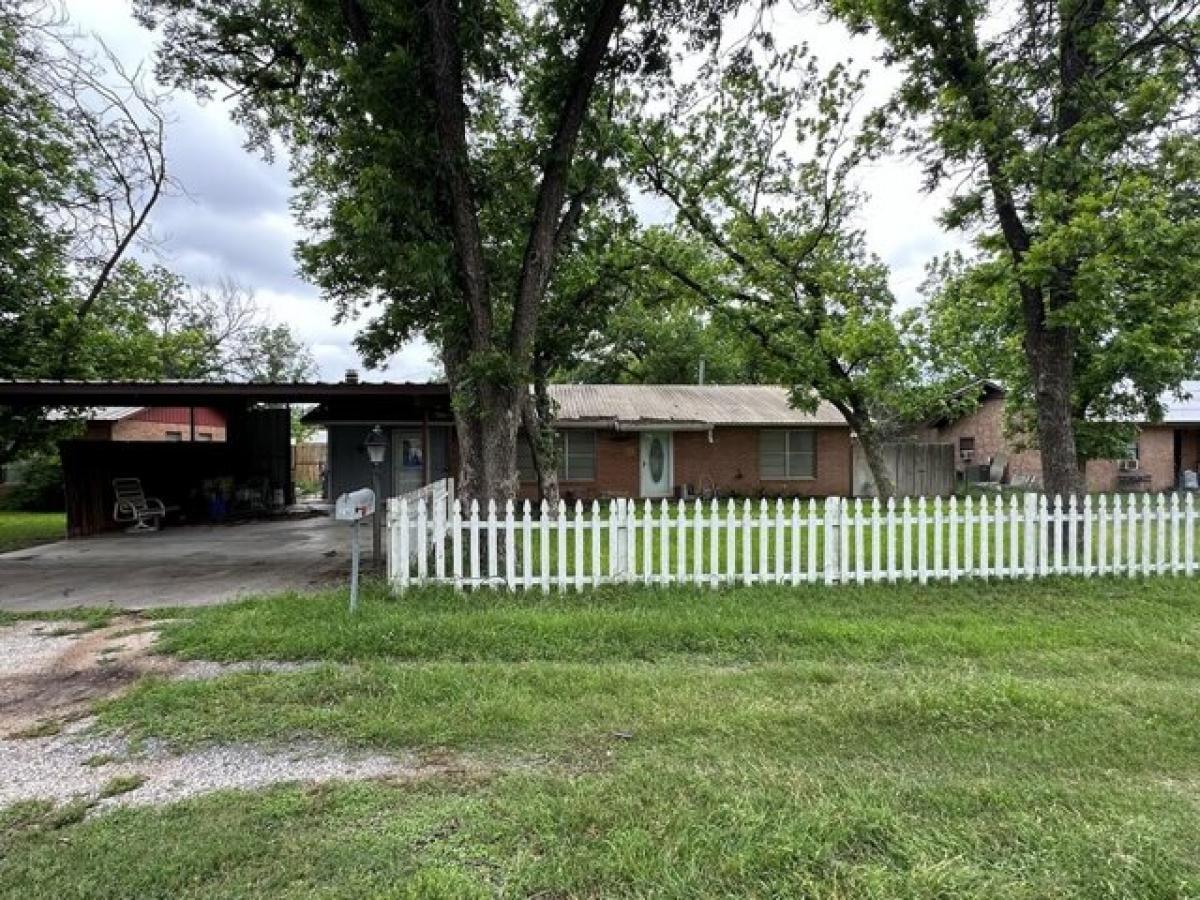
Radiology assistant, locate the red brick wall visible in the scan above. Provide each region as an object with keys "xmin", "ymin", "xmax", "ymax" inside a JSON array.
[
  {"xmin": 109, "ymin": 420, "xmax": 227, "ymax": 442},
  {"xmin": 926, "ymin": 396, "xmax": 1180, "ymax": 492},
  {"xmin": 1083, "ymin": 426, "xmax": 1174, "ymax": 493},
  {"xmin": 517, "ymin": 425, "xmax": 853, "ymax": 501},
  {"xmin": 922, "ymin": 396, "xmax": 1042, "ymax": 481}
]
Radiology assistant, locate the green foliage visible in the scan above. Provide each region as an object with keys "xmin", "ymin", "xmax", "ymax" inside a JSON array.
[
  {"xmin": 628, "ymin": 45, "xmax": 943, "ymax": 492},
  {"xmin": 832, "ymin": 0, "xmax": 1200, "ymax": 468},
  {"xmin": 135, "ymin": 0, "xmax": 749, "ymax": 495},
  {"xmin": 0, "ymin": 451, "xmax": 66, "ymax": 513},
  {"xmin": 561, "ymin": 294, "xmax": 764, "ymax": 384},
  {"xmin": 0, "ymin": 10, "xmax": 80, "ymax": 386}
]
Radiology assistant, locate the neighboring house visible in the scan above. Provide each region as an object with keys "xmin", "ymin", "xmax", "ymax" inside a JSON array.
[
  {"xmin": 58, "ymin": 406, "xmax": 228, "ymax": 442},
  {"xmin": 313, "ymin": 384, "xmax": 854, "ymax": 501},
  {"xmin": 923, "ymin": 380, "xmax": 1200, "ymax": 492}
]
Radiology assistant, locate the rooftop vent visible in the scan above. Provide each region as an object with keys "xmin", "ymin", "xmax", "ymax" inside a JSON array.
[{"xmin": 344, "ymin": 369, "xmax": 359, "ymax": 385}]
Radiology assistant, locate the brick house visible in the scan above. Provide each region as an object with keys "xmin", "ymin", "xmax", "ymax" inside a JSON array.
[
  {"xmin": 69, "ymin": 406, "xmax": 228, "ymax": 442},
  {"xmin": 923, "ymin": 380, "xmax": 1200, "ymax": 492},
  {"xmin": 518, "ymin": 385, "xmax": 853, "ymax": 502},
  {"xmin": 317, "ymin": 384, "xmax": 854, "ymax": 501}
]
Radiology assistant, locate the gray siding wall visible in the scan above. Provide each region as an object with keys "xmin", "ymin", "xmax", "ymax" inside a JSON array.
[
  {"xmin": 327, "ymin": 424, "xmax": 451, "ymax": 500},
  {"xmin": 329, "ymin": 425, "xmax": 394, "ymax": 500}
]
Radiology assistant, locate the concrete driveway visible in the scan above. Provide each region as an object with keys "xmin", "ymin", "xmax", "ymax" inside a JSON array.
[{"xmin": 0, "ymin": 515, "xmax": 361, "ymax": 611}]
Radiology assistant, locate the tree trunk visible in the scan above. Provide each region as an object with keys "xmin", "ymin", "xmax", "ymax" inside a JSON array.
[
  {"xmin": 845, "ymin": 410, "xmax": 895, "ymax": 499},
  {"xmin": 444, "ymin": 349, "xmax": 521, "ymax": 506},
  {"xmin": 1024, "ymin": 317, "xmax": 1085, "ymax": 498},
  {"xmin": 521, "ymin": 380, "xmax": 560, "ymax": 511}
]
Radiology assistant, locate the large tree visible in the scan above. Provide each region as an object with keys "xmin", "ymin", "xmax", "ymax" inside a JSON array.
[
  {"xmin": 631, "ymin": 47, "xmax": 928, "ymax": 497},
  {"xmin": 1, "ymin": 2, "xmax": 170, "ymax": 463},
  {"xmin": 826, "ymin": 0, "xmax": 1200, "ymax": 495},
  {"xmin": 138, "ymin": 0, "xmax": 743, "ymax": 502}
]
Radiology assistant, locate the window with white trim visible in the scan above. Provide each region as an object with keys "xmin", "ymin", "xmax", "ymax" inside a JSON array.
[
  {"xmin": 760, "ymin": 429, "xmax": 816, "ymax": 479},
  {"xmin": 517, "ymin": 429, "xmax": 597, "ymax": 482}
]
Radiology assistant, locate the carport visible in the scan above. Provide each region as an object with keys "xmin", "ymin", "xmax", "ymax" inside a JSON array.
[{"xmin": 0, "ymin": 379, "xmax": 450, "ymax": 538}]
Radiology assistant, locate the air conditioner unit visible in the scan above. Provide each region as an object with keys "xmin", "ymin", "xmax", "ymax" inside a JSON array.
[
  {"xmin": 1118, "ymin": 458, "xmax": 1139, "ymax": 472},
  {"xmin": 959, "ymin": 448, "xmax": 975, "ymax": 462}
]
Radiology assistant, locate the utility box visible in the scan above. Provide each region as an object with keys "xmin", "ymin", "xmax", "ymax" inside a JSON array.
[{"xmin": 335, "ymin": 487, "xmax": 375, "ymax": 521}]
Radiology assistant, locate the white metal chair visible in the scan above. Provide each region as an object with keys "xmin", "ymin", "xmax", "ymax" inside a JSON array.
[{"xmin": 112, "ymin": 478, "xmax": 166, "ymax": 532}]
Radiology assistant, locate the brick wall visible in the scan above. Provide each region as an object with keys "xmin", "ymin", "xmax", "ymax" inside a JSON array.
[
  {"xmin": 518, "ymin": 425, "xmax": 853, "ymax": 502},
  {"xmin": 1083, "ymin": 426, "xmax": 1174, "ymax": 493},
  {"xmin": 109, "ymin": 420, "xmax": 228, "ymax": 442},
  {"xmin": 927, "ymin": 396, "xmax": 1181, "ymax": 492}
]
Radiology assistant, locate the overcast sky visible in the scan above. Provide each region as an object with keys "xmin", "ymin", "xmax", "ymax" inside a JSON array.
[{"xmin": 66, "ymin": 1, "xmax": 963, "ymax": 384}]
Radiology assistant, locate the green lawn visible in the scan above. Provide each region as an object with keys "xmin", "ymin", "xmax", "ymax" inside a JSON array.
[
  {"xmin": 0, "ymin": 511, "xmax": 65, "ymax": 553},
  {"xmin": 6, "ymin": 578, "xmax": 1200, "ymax": 896}
]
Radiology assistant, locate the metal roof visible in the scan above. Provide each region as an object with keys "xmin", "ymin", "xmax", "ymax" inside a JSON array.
[
  {"xmin": 0, "ymin": 379, "xmax": 449, "ymax": 407},
  {"xmin": 548, "ymin": 384, "xmax": 847, "ymax": 427},
  {"xmin": 45, "ymin": 406, "xmax": 143, "ymax": 422}
]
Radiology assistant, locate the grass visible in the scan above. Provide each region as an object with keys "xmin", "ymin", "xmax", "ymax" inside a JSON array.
[
  {"xmin": 0, "ymin": 511, "xmax": 64, "ymax": 553},
  {"xmin": 6, "ymin": 578, "xmax": 1200, "ymax": 896},
  {"xmin": 97, "ymin": 775, "xmax": 147, "ymax": 799}
]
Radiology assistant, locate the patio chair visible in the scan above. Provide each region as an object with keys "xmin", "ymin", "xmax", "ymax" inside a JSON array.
[{"xmin": 112, "ymin": 478, "xmax": 167, "ymax": 532}]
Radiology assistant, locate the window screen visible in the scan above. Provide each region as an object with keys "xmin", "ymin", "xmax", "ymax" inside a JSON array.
[{"xmin": 760, "ymin": 429, "xmax": 816, "ymax": 479}]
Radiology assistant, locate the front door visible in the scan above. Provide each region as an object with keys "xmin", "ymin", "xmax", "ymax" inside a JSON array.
[
  {"xmin": 639, "ymin": 431, "xmax": 673, "ymax": 498},
  {"xmin": 391, "ymin": 428, "xmax": 425, "ymax": 496}
]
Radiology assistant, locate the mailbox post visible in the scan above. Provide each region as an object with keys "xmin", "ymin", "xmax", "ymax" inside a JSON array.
[{"xmin": 335, "ymin": 488, "xmax": 375, "ymax": 613}]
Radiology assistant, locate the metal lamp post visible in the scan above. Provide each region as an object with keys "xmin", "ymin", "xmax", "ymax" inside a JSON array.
[{"xmin": 365, "ymin": 426, "xmax": 386, "ymax": 571}]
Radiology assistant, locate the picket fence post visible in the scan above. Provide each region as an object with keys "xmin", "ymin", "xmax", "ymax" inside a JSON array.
[{"xmin": 824, "ymin": 497, "xmax": 840, "ymax": 585}]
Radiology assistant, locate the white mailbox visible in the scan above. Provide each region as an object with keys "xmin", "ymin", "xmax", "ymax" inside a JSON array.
[{"xmin": 335, "ymin": 488, "xmax": 376, "ymax": 521}]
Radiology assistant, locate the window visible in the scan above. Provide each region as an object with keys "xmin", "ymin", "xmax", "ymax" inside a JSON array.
[
  {"xmin": 197, "ymin": 432, "xmax": 213, "ymax": 442},
  {"xmin": 164, "ymin": 431, "xmax": 183, "ymax": 442},
  {"xmin": 959, "ymin": 436, "xmax": 976, "ymax": 462},
  {"xmin": 561, "ymin": 430, "xmax": 596, "ymax": 481},
  {"xmin": 760, "ymin": 429, "xmax": 816, "ymax": 479},
  {"xmin": 1118, "ymin": 438, "xmax": 1140, "ymax": 471},
  {"xmin": 517, "ymin": 430, "xmax": 597, "ymax": 482}
]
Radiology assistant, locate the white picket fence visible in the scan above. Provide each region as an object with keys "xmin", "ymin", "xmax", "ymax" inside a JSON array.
[
  {"xmin": 386, "ymin": 492, "xmax": 1200, "ymax": 592},
  {"xmin": 385, "ymin": 477, "xmax": 454, "ymax": 584}
]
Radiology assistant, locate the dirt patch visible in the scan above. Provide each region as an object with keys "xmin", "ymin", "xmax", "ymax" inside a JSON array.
[
  {"xmin": 0, "ymin": 621, "xmax": 551, "ymax": 815},
  {"xmin": 0, "ymin": 618, "xmax": 315, "ymax": 738}
]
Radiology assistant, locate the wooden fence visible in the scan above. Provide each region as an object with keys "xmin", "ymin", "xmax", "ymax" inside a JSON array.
[
  {"xmin": 292, "ymin": 442, "xmax": 327, "ymax": 489},
  {"xmin": 387, "ymin": 492, "xmax": 1199, "ymax": 592},
  {"xmin": 852, "ymin": 442, "xmax": 956, "ymax": 497}
]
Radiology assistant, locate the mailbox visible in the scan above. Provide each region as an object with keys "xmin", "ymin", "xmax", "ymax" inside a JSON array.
[{"xmin": 335, "ymin": 488, "xmax": 376, "ymax": 521}]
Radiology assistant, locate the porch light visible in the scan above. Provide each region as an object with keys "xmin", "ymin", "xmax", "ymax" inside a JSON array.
[{"xmin": 365, "ymin": 426, "xmax": 386, "ymax": 465}]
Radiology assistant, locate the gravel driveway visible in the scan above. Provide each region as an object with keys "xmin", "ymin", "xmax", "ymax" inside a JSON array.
[{"xmin": 0, "ymin": 617, "xmax": 467, "ymax": 814}]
